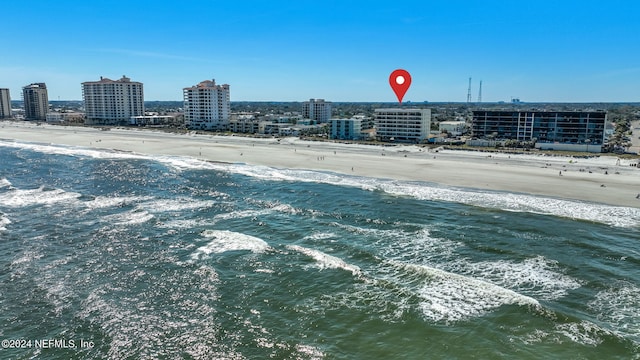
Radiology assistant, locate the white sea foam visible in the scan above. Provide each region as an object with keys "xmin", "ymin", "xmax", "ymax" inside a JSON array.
[
  {"xmin": 213, "ymin": 209, "xmax": 271, "ymax": 221},
  {"xmin": 588, "ymin": 282, "xmax": 640, "ymax": 342},
  {"xmin": 0, "ymin": 140, "xmax": 147, "ymax": 160},
  {"xmin": 302, "ymin": 232, "xmax": 337, "ymax": 241},
  {"xmin": 391, "ymin": 261, "xmax": 540, "ymax": 323},
  {"xmin": 287, "ymin": 244, "xmax": 361, "ymax": 275},
  {"xmin": 453, "ymin": 256, "xmax": 582, "ymax": 301},
  {"xmin": 140, "ymin": 198, "xmax": 217, "ymax": 212},
  {"xmin": 373, "ymin": 227, "xmax": 463, "ymax": 263},
  {"xmin": 157, "ymin": 219, "xmax": 216, "ymax": 229},
  {"xmin": 82, "ymin": 195, "xmax": 155, "ymax": 210},
  {"xmin": 0, "ymin": 178, "xmax": 11, "ymax": 188},
  {"xmin": 294, "ymin": 344, "xmax": 325, "ymax": 359},
  {"xmin": 191, "ymin": 230, "xmax": 270, "ymax": 259},
  {"xmin": 102, "ymin": 208, "xmax": 154, "ymax": 225},
  {"xmin": 0, "ymin": 213, "xmax": 10, "ymax": 231},
  {"xmin": 555, "ymin": 321, "xmax": 612, "ymax": 346},
  {"xmin": 0, "ymin": 187, "xmax": 81, "ymax": 207}
]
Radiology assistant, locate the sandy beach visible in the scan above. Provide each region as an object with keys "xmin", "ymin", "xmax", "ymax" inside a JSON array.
[{"xmin": 1, "ymin": 121, "xmax": 639, "ymax": 208}]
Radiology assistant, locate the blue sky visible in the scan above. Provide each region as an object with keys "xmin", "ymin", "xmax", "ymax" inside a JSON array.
[{"xmin": 2, "ymin": 0, "xmax": 640, "ymax": 102}]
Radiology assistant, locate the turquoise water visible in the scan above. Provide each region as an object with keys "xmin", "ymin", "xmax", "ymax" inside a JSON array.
[{"xmin": 1, "ymin": 141, "xmax": 639, "ymax": 359}]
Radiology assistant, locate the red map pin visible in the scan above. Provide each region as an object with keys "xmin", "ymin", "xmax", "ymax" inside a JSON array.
[{"xmin": 389, "ymin": 69, "xmax": 412, "ymax": 104}]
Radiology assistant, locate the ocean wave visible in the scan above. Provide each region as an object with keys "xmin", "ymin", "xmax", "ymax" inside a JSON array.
[
  {"xmin": 0, "ymin": 139, "xmax": 147, "ymax": 160},
  {"xmin": 302, "ymin": 232, "xmax": 337, "ymax": 241},
  {"xmin": 452, "ymin": 256, "xmax": 582, "ymax": 301},
  {"xmin": 189, "ymin": 163, "xmax": 639, "ymax": 228},
  {"xmin": 554, "ymin": 321, "xmax": 614, "ymax": 346},
  {"xmin": 0, "ymin": 178, "xmax": 12, "ymax": 188},
  {"xmin": 191, "ymin": 230, "xmax": 270, "ymax": 259},
  {"xmin": 286, "ymin": 244, "xmax": 361, "ymax": 275},
  {"xmin": 139, "ymin": 197, "xmax": 217, "ymax": 212},
  {"xmin": 102, "ymin": 208, "xmax": 154, "ymax": 226},
  {"xmin": 0, "ymin": 186, "xmax": 81, "ymax": 207},
  {"xmin": 82, "ymin": 195, "xmax": 155, "ymax": 209},
  {"xmin": 388, "ymin": 261, "xmax": 540, "ymax": 323},
  {"xmin": 213, "ymin": 209, "xmax": 272, "ymax": 221},
  {"xmin": 0, "ymin": 213, "xmax": 10, "ymax": 231},
  {"xmin": 157, "ymin": 219, "xmax": 216, "ymax": 230},
  {"xmin": 589, "ymin": 282, "xmax": 640, "ymax": 343},
  {"xmin": 3, "ymin": 140, "xmax": 637, "ymax": 227}
]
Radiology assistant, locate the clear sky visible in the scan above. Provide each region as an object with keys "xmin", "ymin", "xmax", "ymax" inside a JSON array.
[{"xmin": 2, "ymin": 0, "xmax": 640, "ymax": 102}]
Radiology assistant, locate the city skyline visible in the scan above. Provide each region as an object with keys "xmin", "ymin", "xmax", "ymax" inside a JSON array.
[{"xmin": 2, "ymin": 1, "xmax": 640, "ymax": 103}]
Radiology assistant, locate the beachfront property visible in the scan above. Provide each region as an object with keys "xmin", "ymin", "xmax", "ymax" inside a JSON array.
[
  {"xmin": 439, "ymin": 121, "xmax": 467, "ymax": 136},
  {"xmin": 472, "ymin": 110, "xmax": 607, "ymax": 152},
  {"xmin": 183, "ymin": 79, "xmax": 230, "ymax": 131},
  {"xmin": 302, "ymin": 99, "xmax": 332, "ymax": 123},
  {"xmin": 229, "ymin": 118, "xmax": 261, "ymax": 133},
  {"xmin": 374, "ymin": 108, "xmax": 431, "ymax": 142},
  {"xmin": 0, "ymin": 88, "xmax": 11, "ymax": 119},
  {"xmin": 45, "ymin": 111, "xmax": 85, "ymax": 124},
  {"xmin": 22, "ymin": 83, "xmax": 49, "ymax": 121},
  {"xmin": 329, "ymin": 118, "xmax": 363, "ymax": 140},
  {"xmin": 129, "ymin": 115, "xmax": 175, "ymax": 126},
  {"xmin": 82, "ymin": 76, "xmax": 144, "ymax": 125}
]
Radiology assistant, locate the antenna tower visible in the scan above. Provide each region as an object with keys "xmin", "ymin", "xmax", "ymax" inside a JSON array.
[
  {"xmin": 477, "ymin": 80, "xmax": 482, "ymax": 103},
  {"xmin": 466, "ymin": 77, "xmax": 472, "ymax": 103}
]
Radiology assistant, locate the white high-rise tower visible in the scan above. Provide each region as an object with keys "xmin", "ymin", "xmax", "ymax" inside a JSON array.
[{"xmin": 183, "ymin": 79, "xmax": 230, "ymax": 130}]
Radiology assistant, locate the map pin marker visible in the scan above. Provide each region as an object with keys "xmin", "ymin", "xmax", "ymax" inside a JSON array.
[{"xmin": 389, "ymin": 69, "xmax": 411, "ymax": 104}]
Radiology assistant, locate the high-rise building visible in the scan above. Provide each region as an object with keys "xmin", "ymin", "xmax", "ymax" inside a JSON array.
[
  {"xmin": 471, "ymin": 110, "xmax": 607, "ymax": 152},
  {"xmin": 0, "ymin": 88, "xmax": 11, "ymax": 119},
  {"xmin": 302, "ymin": 99, "xmax": 331, "ymax": 123},
  {"xmin": 375, "ymin": 108, "xmax": 431, "ymax": 142},
  {"xmin": 82, "ymin": 75, "xmax": 144, "ymax": 125},
  {"xmin": 22, "ymin": 83, "xmax": 49, "ymax": 121},
  {"xmin": 183, "ymin": 79, "xmax": 230, "ymax": 130}
]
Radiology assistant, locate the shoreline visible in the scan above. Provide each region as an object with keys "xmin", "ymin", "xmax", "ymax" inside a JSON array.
[{"xmin": 1, "ymin": 121, "xmax": 639, "ymax": 208}]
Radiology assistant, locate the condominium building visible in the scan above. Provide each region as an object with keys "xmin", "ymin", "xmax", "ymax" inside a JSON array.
[
  {"xmin": 183, "ymin": 79, "xmax": 230, "ymax": 130},
  {"xmin": 23, "ymin": 83, "xmax": 49, "ymax": 121},
  {"xmin": 302, "ymin": 99, "xmax": 331, "ymax": 123},
  {"xmin": 0, "ymin": 88, "xmax": 11, "ymax": 119},
  {"xmin": 471, "ymin": 110, "xmax": 607, "ymax": 152},
  {"xmin": 330, "ymin": 118, "xmax": 362, "ymax": 140},
  {"xmin": 82, "ymin": 76, "xmax": 144, "ymax": 125},
  {"xmin": 374, "ymin": 108, "xmax": 431, "ymax": 142}
]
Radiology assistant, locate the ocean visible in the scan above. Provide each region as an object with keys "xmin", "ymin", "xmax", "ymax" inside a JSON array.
[{"xmin": 1, "ymin": 140, "xmax": 639, "ymax": 359}]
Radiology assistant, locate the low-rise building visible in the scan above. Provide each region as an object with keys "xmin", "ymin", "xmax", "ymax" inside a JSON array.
[
  {"xmin": 229, "ymin": 119, "xmax": 261, "ymax": 133},
  {"xmin": 439, "ymin": 121, "xmax": 466, "ymax": 136},
  {"xmin": 45, "ymin": 111, "xmax": 85, "ymax": 124},
  {"xmin": 329, "ymin": 118, "xmax": 362, "ymax": 140},
  {"xmin": 46, "ymin": 112, "xmax": 64, "ymax": 123},
  {"xmin": 130, "ymin": 115, "xmax": 175, "ymax": 126}
]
